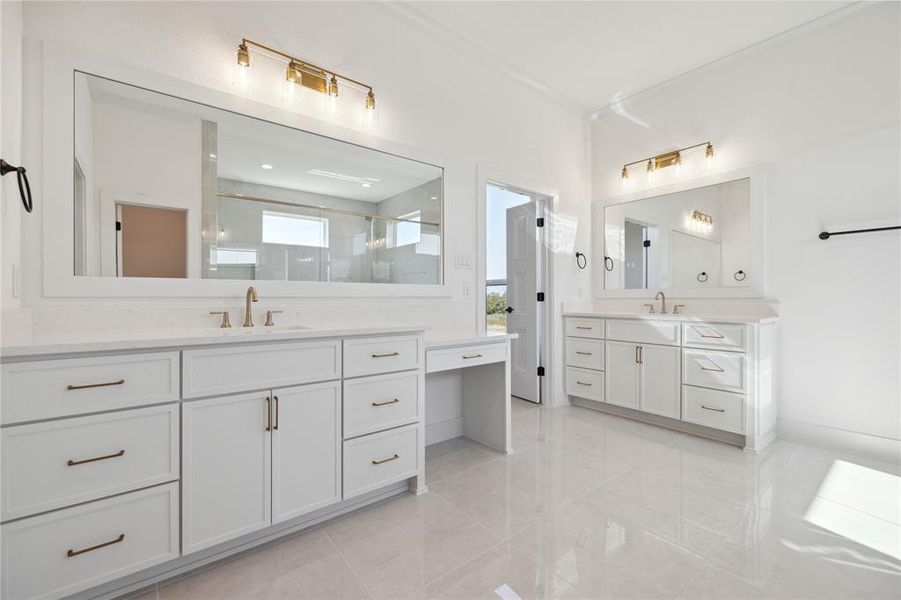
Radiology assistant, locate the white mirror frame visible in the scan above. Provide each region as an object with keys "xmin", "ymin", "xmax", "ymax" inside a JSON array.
[
  {"xmin": 593, "ymin": 165, "xmax": 768, "ymax": 299},
  {"xmin": 41, "ymin": 42, "xmax": 449, "ymax": 298}
]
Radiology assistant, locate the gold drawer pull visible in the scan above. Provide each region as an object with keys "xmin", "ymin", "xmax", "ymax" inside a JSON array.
[
  {"xmin": 694, "ymin": 328, "xmax": 725, "ymax": 339},
  {"xmin": 67, "ymin": 449, "xmax": 125, "ymax": 466},
  {"xmin": 576, "ymin": 381, "xmax": 592, "ymax": 386},
  {"xmin": 67, "ymin": 533, "xmax": 125, "ymax": 557},
  {"xmin": 371, "ymin": 352, "xmax": 399, "ymax": 358},
  {"xmin": 576, "ymin": 351, "xmax": 592, "ymax": 356},
  {"xmin": 575, "ymin": 326, "xmax": 592, "ymax": 330},
  {"xmin": 462, "ymin": 354, "xmax": 482, "ymax": 359},
  {"xmin": 372, "ymin": 398, "xmax": 400, "ymax": 407},
  {"xmin": 372, "ymin": 454, "xmax": 399, "ymax": 465},
  {"xmin": 700, "ymin": 363, "xmax": 725, "ymax": 373},
  {"xmin": 66, "ymin": 379, "xmax": 124, "ymax": 391},
  {"xmin": 701, "ymin": 405, "xmax": 725, "ymax": 413}
]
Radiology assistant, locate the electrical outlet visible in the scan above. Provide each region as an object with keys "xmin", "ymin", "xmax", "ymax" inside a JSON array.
[{"xmin": 463, "ymin": 283, "xmax": 472, "ymax": 298}]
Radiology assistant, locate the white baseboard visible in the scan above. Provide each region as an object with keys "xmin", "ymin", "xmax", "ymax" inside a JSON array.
[
  {"xmin": 425, "ymin": 416, "xmax": 463, "ymax": 446},
  {"xmin": 777, "ymin": 418, "xmax": 901, "ymax": 462}
]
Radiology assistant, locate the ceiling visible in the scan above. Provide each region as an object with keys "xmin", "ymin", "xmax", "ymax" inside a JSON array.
[{"xmin": 398, "ymin": 1, "xmax": 852, "ymax": 113}]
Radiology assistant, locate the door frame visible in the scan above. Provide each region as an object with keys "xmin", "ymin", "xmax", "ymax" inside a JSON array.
[{"xmin": 477, "ymin": 166, "xmax": 557, "ymax": 406}]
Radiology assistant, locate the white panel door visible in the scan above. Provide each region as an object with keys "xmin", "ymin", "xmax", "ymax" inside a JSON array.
[
  {"xmin": 182, "ymin": 392, "xmax": 271, "ymax": 554},
  {"xmin": 604, "ymin": 341, "xmax": 640, "ymax": 410},
  {"xmin": 272, "ymin": 381, "xmax": 342, "ymax": 523},
  {"xmin": 506, "ymin": 201, "xmax": 539, "ymax": 403},
  {"xmin": 640, "ymin": 344, "xmax": 681, "ymax": 419}
]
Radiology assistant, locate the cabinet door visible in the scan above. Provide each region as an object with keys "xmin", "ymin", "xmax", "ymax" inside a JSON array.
[
  {"xmin": 605, "ymin": 341, "xmax": 640, "ymax": 410},
  {"xmin": 640, "ymin": 344, "xmax": 681, "ymax": 419},
  {"xmin": 182, "ymin": 392, "xmax": 271, "ymax": 554},
  {"xmin": 272, "ymin": 381, "xmax": 342, "ymax": 523}
]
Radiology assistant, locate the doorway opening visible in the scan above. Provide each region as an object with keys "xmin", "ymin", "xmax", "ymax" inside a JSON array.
[
  {"xmin": 484, "ymin": 182, "xmax": 549, "ymax": 404},
  {"xmin": 116, "ymin": 203, "xmax": 188, "ymax": 278}
]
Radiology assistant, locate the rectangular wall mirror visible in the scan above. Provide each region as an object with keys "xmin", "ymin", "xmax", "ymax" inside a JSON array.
[
  {"xmin": 73, "ymin": 72, "xmax": 443, "ymax": 285},
  {"xmin": 603, "ymin": 178, "xmax": 751, "ymax": 290}
]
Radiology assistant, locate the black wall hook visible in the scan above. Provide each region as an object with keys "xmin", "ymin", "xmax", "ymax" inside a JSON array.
[{"xmin": 1, "ymin": 159, "xmax": 33, "ymax": 213}]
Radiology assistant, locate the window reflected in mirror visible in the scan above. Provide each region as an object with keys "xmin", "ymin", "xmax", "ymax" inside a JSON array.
[{"xmin": 73, "ymin": 71, "xmax": 443, "ymax": 285}]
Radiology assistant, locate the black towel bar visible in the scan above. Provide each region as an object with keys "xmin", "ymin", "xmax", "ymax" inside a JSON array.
[{"xmin": 818, "ymin": 226, "xmax": 900, "ymax": 240}]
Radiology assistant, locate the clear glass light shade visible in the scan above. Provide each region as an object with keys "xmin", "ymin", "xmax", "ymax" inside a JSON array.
[{"xmin": 232, "ymin": 62, "xmax": 254, "ymax": 92}]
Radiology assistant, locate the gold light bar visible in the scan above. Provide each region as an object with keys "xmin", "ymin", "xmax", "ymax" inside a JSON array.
[{"xmin": 622, "ymin": 142, "xmax": 714, "ymax": 180}]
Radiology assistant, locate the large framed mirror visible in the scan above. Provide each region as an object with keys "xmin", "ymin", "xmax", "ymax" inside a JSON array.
[
  {"xmin": 72, "ymin": 72, "xmax": 443, "ymax": 287},
  {"xmin": 595, "ymin": 169, "xmax": 765, "ymax": 297}
]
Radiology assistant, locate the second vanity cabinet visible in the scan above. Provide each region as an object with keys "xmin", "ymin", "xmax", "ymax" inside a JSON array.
[{"xmin": 605, "ymin": 341, "xmax": 680, "ymax": 418}]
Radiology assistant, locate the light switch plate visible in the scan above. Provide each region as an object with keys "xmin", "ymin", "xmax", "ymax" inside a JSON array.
[{"xmin": 455, "ymin": 255, "xmax": 472, "ymax": 269}]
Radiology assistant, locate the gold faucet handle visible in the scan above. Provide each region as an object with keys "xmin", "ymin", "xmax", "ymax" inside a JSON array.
[
  {"xmin": 264, "ymin": 310, "xmax": 284, "ymax": 327},
  {"xmin": 209, "ymin": 311, "xmax": 232, "ymax": 328},
  {"xmin": 642, "ymin": 303, "xmax": 655, "ymax": 314},
  {"xmin": 673, "ymin": 304, "xmax": 686, "ymax": 315}
]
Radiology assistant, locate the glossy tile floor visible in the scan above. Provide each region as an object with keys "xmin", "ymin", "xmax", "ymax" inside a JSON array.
[{"xmin": 137, "ymin": 399, "xmax": 900, "ymax": 599}]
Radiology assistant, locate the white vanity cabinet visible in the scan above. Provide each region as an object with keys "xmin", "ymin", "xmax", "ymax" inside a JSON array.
[{"xmin": 565, "ymin": 314, "xmax": 777, "ymax": 451}]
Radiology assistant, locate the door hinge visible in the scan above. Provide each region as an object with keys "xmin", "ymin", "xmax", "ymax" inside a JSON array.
[
  {"xmin": 537, "ymin": 366, "xmax": 545, "ymax": 376},
  {"xmin": 642, "ymin": 239, "xmax": 651, "ymax": 247},
  {"xmin": 115, "ymin": 221, "xmax": 122, "ymax": 231},
  {"xmin": 536, "ymin": 292, "xmax": 545, "ymax": 302},
  {"xmin": 536, "ymin": 217, "xmax": 544, "ymax": 228}
]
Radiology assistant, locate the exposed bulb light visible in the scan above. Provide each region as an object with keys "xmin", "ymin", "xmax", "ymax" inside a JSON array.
[
  {"xmin": 326, "ymin": 75, "xmax": 340, "ymax": 114},
  {"xmin": 328, "ymin": 76, "xmax": 339, "ymax": 98},
  {"xmin": 365, "ymin": 90, "xmax": 376, "ymax": 111},
  {"xmin": 691, "ymin": 209, "xmax": 714, "ymax": 233},
  {"xmin": 363, "ymin": 90, "xmax": 377, "ymax": 128},
  {"xmin": 621, "ymin": 141, "xmax": 715, "ymax": 185},
  {"xmin": 646, "ymin": 159, "xmax": 655, "ymax": 174},
  {"xmin": 621, "ymin": 166, "xmax": 630, "ymax": 181},
  {"xmin": 674, "ymin": 151, "xmax": 683, "ymax": 177},
  {"xmin": 232, "ymin": 42, "xmax": 253, "ymax": 91},
  {"xmin": 261, "ymin": 163, "xmax": 273, "ymax": 170},
  {"xmin": 283, "ymin": 61, "xmax": 303, "ymax": 105},
  {"xmin": 705, "ymin": 142, "xmax": 716, "ymax": 171}
]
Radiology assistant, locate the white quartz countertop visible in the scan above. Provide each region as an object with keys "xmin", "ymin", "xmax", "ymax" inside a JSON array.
[
  {"xmin": 424, "ymin": 332, "xmax": 517, "ymax": 350},
  {"xmin": 562, "ymin": 311, "xmax": 778, "ymax": 324},
  {"xmin": 0, "ymin": 323, "xmax": 427, "ymax": 360}
]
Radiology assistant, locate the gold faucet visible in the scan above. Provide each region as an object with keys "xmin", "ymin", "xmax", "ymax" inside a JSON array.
[
  {"xmin": 243, "ymin": 286, "xmax": 259, "ymax": 327},
  {"xmin": 655, "ymin": 291, "xmax": 667, "ymax": 314}
]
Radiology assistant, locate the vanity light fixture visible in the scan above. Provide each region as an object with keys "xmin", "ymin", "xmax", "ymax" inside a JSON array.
[
  {"xmin": 691, "ymin": 209, "xmax": 714, "ymax": 231},
  {"xmin": 622, "ymin": 142, "xmax": 715, "ymax": 182},
  {"xmin": 233, "ymin": 38, "xmax": 376, "ymax": 121}
]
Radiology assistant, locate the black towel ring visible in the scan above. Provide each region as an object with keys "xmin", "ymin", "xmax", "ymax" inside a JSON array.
[
  {"xmin": 575, "ymin": 252, "xmax": 587, "ymax": 269},
  {"xmin": 1, "ymin": 159, "xmax": 33, "ymax": 213},
  {"xmin": 603, "ymin": 256, "xmax": 614, "ymax": 272},
  {"xmin": 734, "ymin": 269, "xmax": 746, "ymax": 282},
  {"xmin": 697, "ymin": 271, "xmax": 709, "ymax": 283}
]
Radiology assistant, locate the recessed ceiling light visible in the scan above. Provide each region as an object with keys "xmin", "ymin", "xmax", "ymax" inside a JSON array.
[
  {"xmin": 261, "ymin": 163, "xmax": 273, "ymax": 170},
  {"xmin": 361, "ymin": 183, "xmax": 371, "ymax": 188},
  {"xmin": 209, "ymin": 153, "xmax": 217, "ymax": 159},
  {"xmin": 307, "ymin": 169, "xmax": 380, "ymax": 185},
  {"xmin": 430, "ymin": 196, "xmax": 437, "ymax": 200}
]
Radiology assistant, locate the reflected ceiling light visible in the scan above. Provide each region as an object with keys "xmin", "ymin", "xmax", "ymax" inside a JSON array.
[
  {"xmin": 430, "ymin": 196, "xmax": 438, "ymax": 200},
  {"xmin": 691, "ymin": 209, "xmax": 714, "ymax": 232},
  {"xmin": 361, "ymin": 183, "xmax": 371, "ymax": 188},
  {"xmin": 307, "ymin": 169, "xmax": 380, "ymax": 185},
  {"xmin": 233, "ymin": 37, "xmax": 377, "ymax": 121},
  {"xmin": 623, "ymin": 141, "xmax": 715, "ymax": 181},
  {"xmin": 261, "ymin": 164, "xmax": 273, "ymax": 170}
]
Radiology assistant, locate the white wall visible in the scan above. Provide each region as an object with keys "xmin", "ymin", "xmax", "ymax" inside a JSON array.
[
  {"xmin": 1, "ymin": 0, "xmax": 24, "ymax": 313},
  {"xmin": 7, "ymin": 1, "xmax": 592, "ymax": 402},
  {"xmin": 591, "ymin": 4, "xmax": 900, "ymax": 456}
]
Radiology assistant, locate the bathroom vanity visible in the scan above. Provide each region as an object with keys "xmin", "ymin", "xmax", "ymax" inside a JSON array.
[
  {"xmin": 0, "ymin": 326, "xmax": 514, "ymax": 599},
  {"xmin": 564, "ymin": 312, "xmax": 778, "ymax": 451}
]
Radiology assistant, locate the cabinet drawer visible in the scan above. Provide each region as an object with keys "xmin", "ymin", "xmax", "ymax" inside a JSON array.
[
  {"xmin": 182, "ymin": 340, "xmax": 341, "ymax": 398},
  {"xmin": 606, "ymin": 319, "xmax": 680, "ymax": 346},
  {"xmin": 1, "ymin": 405, "xmax": 178, "ymax": 522},
  {"xmin": 343, "ymin": 424, "xmax": 419, "ymax": 499},
  {"xmin": 1, "ymin": 352, "xmax": 178, "ymax": 425},
  {"xmin": 426, "ymin": 342, "xmax": 506, "ymax": 374},
  {"xmin": 682, "ymin": 322, "xmax": 746, "ymax": 351},
  {"xmin": 1, "ymin": 482, "xmax": 179, "ymax": 600},
  {"xmin": 343, "ymin": 335, "xmax": 421, "ymax": 378},
  {"xmin": 566, "ymin": 367, "xmax": 604, "ymax": 402},
  {"xmin": 565, "ymin": 318, "xmax": 605, "ymax": 339},
  {"xmin": 682, "ymin": 386, "xmax": 745, "ymax": 434},
  {"xmin": 683, "ymin": 349, "xmax": 746, "ymax": 393},
  {"xmin": 565, "ymin": 338, "xmax": 604, "ymax": 370},
  {"xmin": 344, "ymin": 371, "xmax": 421, "ymax": 438}
]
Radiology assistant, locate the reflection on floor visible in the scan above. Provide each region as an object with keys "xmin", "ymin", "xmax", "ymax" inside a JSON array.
[{"xmin": 135, "ymin": 399, "xmax": 900, "ymax": 599}]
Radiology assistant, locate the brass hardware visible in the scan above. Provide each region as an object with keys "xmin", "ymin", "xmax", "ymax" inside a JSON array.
[
  {"xmin": 66, "ymin": 379, "xmax": 124, "ymax": 391},
  {"xmin": 372, "ymin": 398, "xmax": 400, "ymax": 407},
  {"xmin": 210, "ymin": 311, "xmax": 232, "ymax": 328},
  {"xmin": 700, "ymin": 362, "xmax": 725, "ymax": 373},
  {"xmin": 273, "ymin": 395, "xmax": 279, "ymax": 430},
  {"xmin": 371, "ymin": 352, "xmax": 399, "ymax": 358},
  {"xmin": 236, "ymin": 38, "xmax": 374, "ymax": 110},
  {"xmin": 575, "ymin": 351, "xmax": 592, "ymax": 356},
  {"xmin": 623, "ymin": 141, "xmax": 714, "ymax": 178},
  {"xmin": 244, "ymin": 286, "xmax": 259, "ymax": 327},
  {"xmin": 67, "ymin": 449, "xmax": 126, "ymax": 466},
  {"xmin": 67, "ymin": 533, "xmax": 125, "ymax": 558},
  {"xmin": 635, "ymin": 345, "xmax": 643, "ymax": 364},
  {"xmin": 642, "ymin": 303, "xmax": 655, "ymax": 314},
  {"xmin": 654, "ymin": 291, "xmax": 667, "ymax": 314},
  {"xmin": 462, "ymin": 354, "xmax": 482, "ymax": 359},
  {"xmin": 691, "ymin": 210, "xmax": 714, "ymax": 229},
  {"xmin": 701, "ymin": 405, "xmax": 725, "ymax": 413},
  {"xmin": 673, "ymin": 304, "xmax": 686, "ymax": 315},
  {"xmin": 695, "ymin": 328, "xmax": 725, "ymax": 339},
  {"xmin": 264, "ymin": 310, "xmax": 283, "ymax": 327},
  {"xmin": 265, "ymin": 396, "xmax": 272, "ymax": 431},
  {"xmin": 372, "ymin": 454, "xmax": 399, "ymax": 465},
  {"xmin": 576, "ymin": 381, "xmax": 592, "ymax": 386}
]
